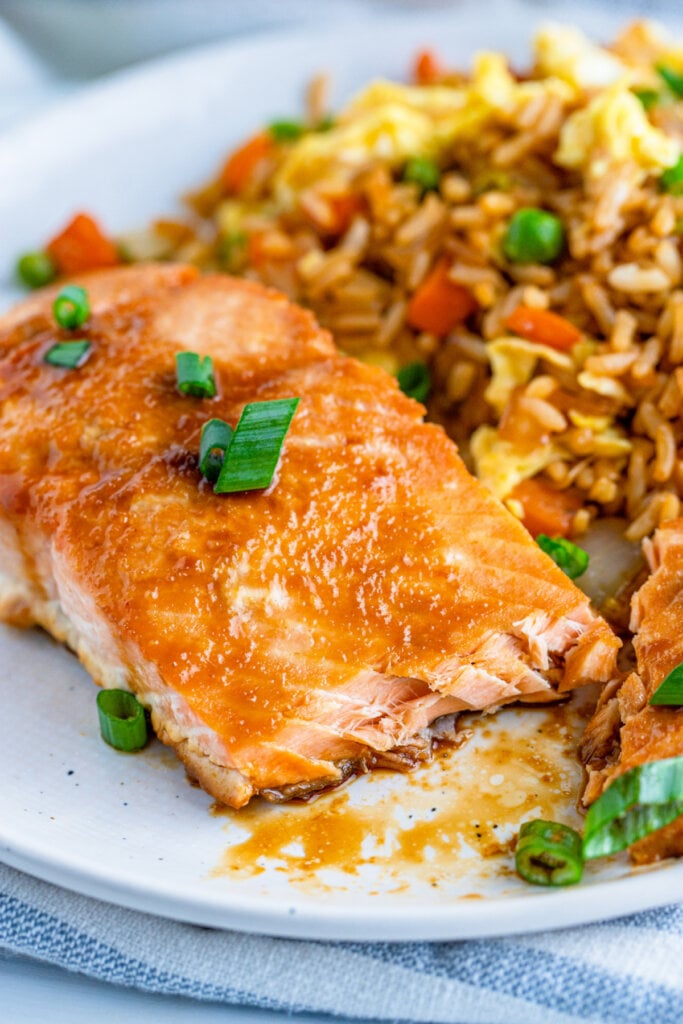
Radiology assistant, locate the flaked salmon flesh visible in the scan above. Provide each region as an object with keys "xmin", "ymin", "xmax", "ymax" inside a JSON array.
[
  {"xmin": 581, "ymin": 518, "xmax": 683, "ymax": 863},
  {"xmin": 0, "ymin": 265, "xmax": 619, "ymax": 807}
]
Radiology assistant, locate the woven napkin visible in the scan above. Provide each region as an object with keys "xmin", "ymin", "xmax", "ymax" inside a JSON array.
[{"xmin": 1, "ymin": 861, "xmax": 682, "ymax": 1024}]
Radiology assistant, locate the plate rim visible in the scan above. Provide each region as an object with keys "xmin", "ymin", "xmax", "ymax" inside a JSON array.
[{"xmin": 2, "ymin": 827, "xmax": 682, "ymax": 942}]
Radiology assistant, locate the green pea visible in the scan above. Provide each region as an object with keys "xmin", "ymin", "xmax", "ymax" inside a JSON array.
[
  {"xmin": 502, "ymin": 208, "xmax": 565, "ymax": 264},
  {"xmin": 16, "ymin": 251, "xmax": 57, "ymax": 290},
  {"xmin": 403, "ymin": 156, "xmax": 441, "ymax": 193}
]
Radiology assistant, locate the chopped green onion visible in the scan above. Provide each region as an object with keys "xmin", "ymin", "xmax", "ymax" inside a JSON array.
[
  {"xmin": 660, "ymin": 155, "xmax": 683, "ymax": 195},
  {"xmin": 53, "ymin": 285, "xmax": 90, "ymax": 330},
  {"xmin": 175, "ymin": 352, "xmax": 216, "ymax": 398},
  {"xmin": 397, "ymin": 361, "xmax": 431, "ymax": 404},
  {"xmin": 633, "ymin": 87, "xmax": 660, "ymax": 111},
  {"xmin": 215, "ymin": 397, "xmax": 300, "ymax": 494},
  {"xmin": 536, "ymin": 534, "xmax": 589, "ymax": 580},
  {"xmin": 649, "ymin": 661, "xmax": 683, "ymax": 706},
  {"xmin": 96, "ymin": 689, "xmax": 148, "ymax": 752},
  {"xmin": 502, "ymin": 208, "xmax": 565, "ymax": 264},
  {"xmin": 403, "ymin": 156, "xmax": 441, "ymax": 193},
  {"xmin": 269, "ymin": 120, "xmax": 305, "ymax": 142},
  {"xmin": 199, "ymin": 418, "xmax": 234, "ymax": 483},
  {"xmin": 515, "ymin": 819, "xmax": 584, "ymax": 886},
  {"xmin": 656, "ymin": 62, "xmax": 683, "ymax": 98},
  {"xmin": 16, "ymin": 251, "xmax": 57, "ymax": 289},
  {"xmin": 44, "ymin": 339, "xmax": 91, "ymax": 369},
  {"xmin": 583, "ymin": 756, "xmax": 683, "ymax": 859}
]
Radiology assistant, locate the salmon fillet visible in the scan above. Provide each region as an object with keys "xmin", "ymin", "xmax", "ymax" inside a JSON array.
[
  {"xmin": 581, "ymin": 519, "xmax": 683, "ymax": 863},
  {"xmin": 0, "ymin": 265, "xmax": 619, "ymax": 807}
]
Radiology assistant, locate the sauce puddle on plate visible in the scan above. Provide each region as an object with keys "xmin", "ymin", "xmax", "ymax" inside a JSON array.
[{"xmin": 210, "ymin": 697, "xmax": 588, "ymax": 895}]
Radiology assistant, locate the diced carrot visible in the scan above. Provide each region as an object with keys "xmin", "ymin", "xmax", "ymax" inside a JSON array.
[
  {"xmin": 407, "ymin": 259, "xmax": 477, "ymax": 336},
  {"xmin": 413, "ymin": 49, "xmax": 443, "ymax": 85},
  {"xmin": 327, "ymin": 193, "xmax": 364, "ymax": 235},
  {"xmin": 46, "ymin": 213, "xmax": 119, "ymax": 275},
  {"xmin": 504, "ymin": 305, "xmax": 581, "ymax": 352},
  {"xmin": 220, "ymin": 132, "xmax": 273, "ymax": 195},
  {"xmin": 510, "ymin": 477, "xmax": 583, "ymax": 539}
]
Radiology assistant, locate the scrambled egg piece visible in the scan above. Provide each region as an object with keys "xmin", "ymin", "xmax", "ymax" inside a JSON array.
[
  {"xmin": 477, "ymin": 336, "xmax": 573, "ymax": 498},
  {"xmin": 535, "ymin": 23, "xmax": 628, "ymax": 90},
  {"xmin": 485, "ymin": 337, "xmax": 573, "ymax": 415},
  {"xmin": 577, "ymin": 369, "xmax": 635, "ymax": 405},
  {"xmin": 556, "ymin": 83, "xmax": 679, "ymax": 176},
  {"xmin": 274, "ymin": 53, "xmax": 571, "ymax": 200},
  {"xmin": 273, "ymin": 22, "xmax": 677, "ymax": 199},
  {"xmin": 471, "ymin": 425, "xmax": 559, "ymax": 500},
  {"xmin": 567, "ymin": 411, "xmax": 632, "ymax": 457},
  {"xmin": 274, "ymin": 80, "xmax": 469, "ymax": 200}
]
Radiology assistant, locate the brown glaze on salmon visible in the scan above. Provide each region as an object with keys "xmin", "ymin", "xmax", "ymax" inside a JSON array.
[
  {"xmin": 0, "ymin": 266, "xmax": 619, "ymax": 807},
  {"xmin": 581, "ymin": 519, "xmax": 683, "ymax": 863}
]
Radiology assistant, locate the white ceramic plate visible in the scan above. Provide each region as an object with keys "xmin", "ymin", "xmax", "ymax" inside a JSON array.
[{"xmin": 1, "ymin": 1, "xmax": 682, "ymax": 942}]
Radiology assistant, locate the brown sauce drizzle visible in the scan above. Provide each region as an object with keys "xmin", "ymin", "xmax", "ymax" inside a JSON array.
[{"xmin": 210, "ymin": 698, "xmax": 587, "ymax": 891}]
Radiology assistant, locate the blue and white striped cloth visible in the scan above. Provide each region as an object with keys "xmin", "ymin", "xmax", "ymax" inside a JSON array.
[{"xmin": 1, "ymin": 861, "xmax": 682, "ymax": 1023}]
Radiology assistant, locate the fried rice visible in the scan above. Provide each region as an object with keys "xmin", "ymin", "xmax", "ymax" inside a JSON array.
[{"xmin": 120, "ymin": 20, "xmax": 683, "ymax": 555}]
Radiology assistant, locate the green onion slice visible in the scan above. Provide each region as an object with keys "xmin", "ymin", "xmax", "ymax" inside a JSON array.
[
  {"xmin": 96, "ymin": 689, "xmax": 148, "ymax": 752},
  {"xmin": 215, "ymin": 397, "xmax": 300, "ymax": 494},
  {"xmin": 175, "ymin": 352, "xmax": 217, "ymax": 398},
  {"xmin": 536, "ymin": 534, "xmax": 589, "ymax": 580},
  {"xmin": 44, "ymin": 339, "xmax": 91, "ymax": 369},
  {"xmin": 403, "ymin": 156, "xmax": 441, "ymax": 193},
  {"xmin": 16, "ymin": 251, "xmax": 57, "ymax": 289},
  {"xmin": 515, "ymin": 819, "xmax": 584, "ymax": 886},
  {"xmin": 502, "ymin": 208, "xmax": 565, "ymax": 264},
  {"xmin": 660, "ymin": 155, "xmax": 683, "ymax": 195},
  {"xmin": 656, "ymin": 62, "xmax": 683, "ymax": 98},
  {"xmin": 199, "ymin": 418, "xmax": 234, "ymax": 483},
  {"xmin": 633, "ymin": 87, "xmax": 660, "ymax": 111},
  {"xmin": 583, "ymin": 756, "xmax": 683, "ymax": 859},
  {"xmin": 649, "ymin": 661, "xmax": 683, "ymax": 706},
  {"xmin": 397, "ymin": 361, "xmax": 431, "ymax": 404},
  {"xmin": 53, "ymin": 285, "xmax": 90, "ymax": 329},
  {"xmin": 269, "ymin": 120, "xmax": 305, "ymax": 142}
]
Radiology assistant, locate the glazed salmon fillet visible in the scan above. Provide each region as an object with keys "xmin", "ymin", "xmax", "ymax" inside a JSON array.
[
  {"xmin": 0, "ymin": 265, "xmax": 619, "ymax": 807},
  {"xmin": 581, "ymin": 519, "xmax": 683, "ymax": 863}
]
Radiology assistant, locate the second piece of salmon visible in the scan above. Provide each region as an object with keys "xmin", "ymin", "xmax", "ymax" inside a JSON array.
[{"xmin": 581, "ymin": 519, "xmax": 683, "ymax": 862}]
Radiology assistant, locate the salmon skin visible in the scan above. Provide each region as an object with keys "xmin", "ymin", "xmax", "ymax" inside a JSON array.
[
  {"xmin": 0, "ymin": 265, "xmax": 619, "ymax": 807},
  {"xmin": 581, "ymin": 519, "xmax": 683, "ymax": 863}
]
